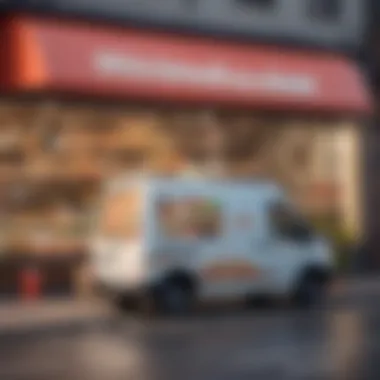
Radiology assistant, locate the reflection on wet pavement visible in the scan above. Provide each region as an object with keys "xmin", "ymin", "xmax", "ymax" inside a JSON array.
[
  {"xmin": 0, "ymin": 307, "xmax": 378, "ymax": 380},
  {"xmin": 327, "ymin": 311, "xmax": 365, "ymax": 380}
]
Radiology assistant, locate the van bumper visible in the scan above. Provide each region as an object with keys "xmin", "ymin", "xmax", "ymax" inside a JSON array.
[{"xmin": 94, "ymin": 280, "xmax": 147, "ymax": 300}]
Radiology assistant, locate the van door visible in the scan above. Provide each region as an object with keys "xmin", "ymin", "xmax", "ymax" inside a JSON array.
[
  {"xmin": 257, "ymin": 201, "xmax": 315, "ymax": 295},
  {"xmin": 156, "ymin": 194, "xmax": 237, "ymax": 299},
  {"xmin": 199, "ymin": 194, "xmax": 256, "ymax": 299}
]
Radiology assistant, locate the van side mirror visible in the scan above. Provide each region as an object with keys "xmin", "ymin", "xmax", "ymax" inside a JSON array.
[{"xmin": 287, "ymin": 223, "xmax": 313, "ymax": 242}]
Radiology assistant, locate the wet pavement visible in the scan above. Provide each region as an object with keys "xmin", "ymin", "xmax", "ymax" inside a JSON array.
[{"xmin": 1, "ymin": 298, "xmax": 380, "ymax": 380}]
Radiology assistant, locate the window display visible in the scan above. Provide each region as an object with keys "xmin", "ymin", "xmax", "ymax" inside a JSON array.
[
  {"xmin": 100, "ymin": 189, "xmax": 142, "ymax": 239},
  {"xmin": 0, "ymin": 101, "xmax": 353, "ymax": 256}
]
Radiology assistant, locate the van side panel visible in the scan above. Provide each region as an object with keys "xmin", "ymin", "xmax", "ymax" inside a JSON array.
[{"xmin": 145, "ymin": 179, "xmax": 282, "ymax": 300}]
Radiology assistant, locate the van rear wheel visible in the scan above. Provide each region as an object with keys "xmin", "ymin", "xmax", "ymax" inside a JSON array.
[
  {"xmin": 154, "ymin": 279, "xmax": 195, "ymax": 315},
  {"xmin": 113, "ymin": 294, "xmax": 138, "ymax": 312}
]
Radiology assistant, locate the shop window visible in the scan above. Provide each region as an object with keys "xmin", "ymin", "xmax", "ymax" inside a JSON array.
[
  {"xmin": 41, "ymin": 126, "xmax": 62, "ymax": 153},
  {"xmin": 0, "ymin": 130, "xmax": 22, "ymax": 151},
  {"xmin": 312, "ymin": 132, "xmax": 337, "ymax": 182},
  {"xmin": 108, "ymin": 149, "xmax": 147, "ymax": 167},
  {"xmin": 235, "ymin": 0, "xmax": 276, "ymax": 11},
  {"xmin": 307, "ymin": 0, "xmax": 342, "ymax": 21},
  {"xmin": 0, "ymin": 151, "xmax": 25, "ymax": 164},
  {"xmin": 100, "ymin": 189, "xmax": 142, "ymax": 239},
  {"xmin": 292, "ymin": 145, "xmax": 310, "ymax": 168}
]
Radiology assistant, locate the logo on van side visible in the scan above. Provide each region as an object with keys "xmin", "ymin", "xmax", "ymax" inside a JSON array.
[{"xmin": 201, "ymin": 261, "xmax": 261, "ymax": 281}]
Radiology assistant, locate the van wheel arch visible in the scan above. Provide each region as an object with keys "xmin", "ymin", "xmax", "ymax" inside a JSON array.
[
  {"xmin": 298, "ymin": 266, "xmax": 333, "ymax": 284},
  {"xmin": 160, "ymin": 269, "xmax": 199, "ymax": 293},
  {"xmin": 151, "ymin": 270, "xmax": 199, "ymax": 314},
  {"xmin": 292, "ymin": 266, "xmax": 332, "ymax": 308}
]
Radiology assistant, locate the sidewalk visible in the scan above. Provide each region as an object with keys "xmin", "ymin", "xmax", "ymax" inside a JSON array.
[
  {"xmin": 331, "ymin": 275, "xmax": 380, "ymax": 296},
  {"xmin": 0, "ymin": 298, "xmax": 115, "ymax": 339},
  {"xmin": 1, "ymin": 276, "xmax": 380, "ymax": 339}
]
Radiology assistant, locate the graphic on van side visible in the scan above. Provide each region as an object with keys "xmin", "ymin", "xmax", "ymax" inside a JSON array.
[
  {"xmin": 158, "ymin": 197, "xmax": 222, "ymax": 239},
  {"xmin": 235, "ymin": 214, "xmax": 253, "ymax": 230},
  {"xmin": 201, "ymin": 261, "xmax": 261, "ymax": 281}
]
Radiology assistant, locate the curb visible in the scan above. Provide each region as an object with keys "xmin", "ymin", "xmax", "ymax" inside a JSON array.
[
  {"xmin": 331, "ymin": 276, "xmax": 380, "ymax": 294},
  {"xmin": 0, "ymin": 314, "xmax": 118, "ymax": 342},
  {"xmin": 2, "ymin": 276, "xmax": 380, "ymax": 341}
]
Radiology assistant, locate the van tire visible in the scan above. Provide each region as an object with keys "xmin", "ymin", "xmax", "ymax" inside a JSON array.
[
  {"xmin": 113, "ymin": 294, "xmax": 138, "ymax": 312},
  {"xmin": 292, "ymin": 273, "xmax": 327, "ymax": 309},
  {"xmin": 154, "ymin": 277, "xmax": 196, "ymax": 316}
]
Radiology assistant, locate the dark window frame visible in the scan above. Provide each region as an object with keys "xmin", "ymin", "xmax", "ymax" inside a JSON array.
[
  {"xmin": 235, "ymin": 0, "xmax": 277, "ymax": 11},
  {"xmin": 269, "ymin": 202, "xmax": 313, "ymax": 242},
  {"xmin": 307, "ymin": 0, "xmax": 343, "ymax": 22}
]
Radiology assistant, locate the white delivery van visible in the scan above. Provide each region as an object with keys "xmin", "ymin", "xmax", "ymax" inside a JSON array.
[{"xmin": 91, "ymin": 175, "xmax": 334, "ymax": 313}]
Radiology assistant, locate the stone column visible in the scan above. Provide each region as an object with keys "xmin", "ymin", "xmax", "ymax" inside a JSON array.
[{"xmin": 335, "ymin": 122, "xmax": 363, "ymax": 237}]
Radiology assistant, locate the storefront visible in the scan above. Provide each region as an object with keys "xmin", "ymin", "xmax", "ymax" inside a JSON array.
[{"xmin": 0, "ymin": 15, "xmax": 372, "ymax": 296}]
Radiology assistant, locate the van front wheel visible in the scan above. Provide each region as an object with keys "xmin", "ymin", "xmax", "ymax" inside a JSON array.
[
  {"xmin": 154, "ymin": 279, "xmax": 195, "ymax": 315},
  {"xmin": 292, "ymin": 275, "xmax": 327, "ymax": 309}
]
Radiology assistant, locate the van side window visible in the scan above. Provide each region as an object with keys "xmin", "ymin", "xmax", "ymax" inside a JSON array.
[
  {"xmin": 158, "ymin": 198, "xmax": 222, "ymax": 240},
  {"xmin": 269, "ymin": 203, "xmax": 312, "ymax": 241}
]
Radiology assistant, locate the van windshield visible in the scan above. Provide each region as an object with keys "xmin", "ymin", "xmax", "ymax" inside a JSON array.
[{"xmin": 99, "ymin": 188, "xmax": 141, "ymax": 239}]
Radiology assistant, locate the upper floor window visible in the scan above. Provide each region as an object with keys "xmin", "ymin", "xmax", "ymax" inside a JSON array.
[
  {"xmin": 307, "ymin": 0, "xmax": 342, "ymax": 21},
  {"xmin": 235, "ymin": 0, "xmax": 276, "ymax": 11},
  {"xmin": 184, "ymin": 0, "xmax": 198, "ymax": 10}
]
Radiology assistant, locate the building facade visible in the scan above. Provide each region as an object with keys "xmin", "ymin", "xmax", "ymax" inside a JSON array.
[
  {"xmin": 358, "ymin": 0, "xmax": 380, "ymax": 270},
  {"xmin": 0, "ymin": 1, "xmax": 372, "ymax": 295},
  {"xmin": 0, "ymin": 0, "xmax": 366, "ymax": 52}
]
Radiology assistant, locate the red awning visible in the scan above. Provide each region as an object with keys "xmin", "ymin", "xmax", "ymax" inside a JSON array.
[{"xmin": 0, "ymin": 16, "xmax": 372, "ymax": 115}]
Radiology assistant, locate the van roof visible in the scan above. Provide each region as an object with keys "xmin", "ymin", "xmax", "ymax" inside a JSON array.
[
  {"xmin": 110, "ymin": 173, "xmax": 282, "ymax": 191},
  {"xmin": 153, "ymin": 176, "xmax": 278, "ymax": 186}
]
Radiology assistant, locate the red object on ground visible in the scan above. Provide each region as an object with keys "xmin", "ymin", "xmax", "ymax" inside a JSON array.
[{"xmin": 19, "ymin": 267, "xmax": 42, "ymax": 301}]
